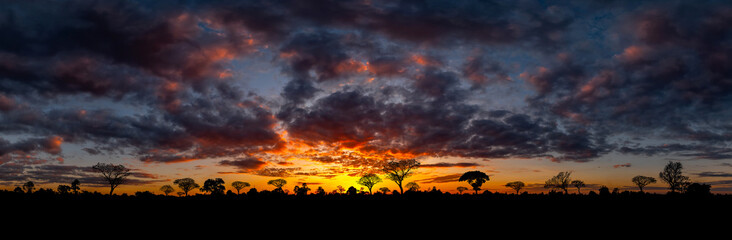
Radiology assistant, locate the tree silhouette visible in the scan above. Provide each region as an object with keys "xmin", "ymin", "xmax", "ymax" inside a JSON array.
[
  {"xmin": 231, "ymin": 181, "xmax": 251, "ymax": 195},
  {"xmin": 659, "ymin": 161, "xmax": 690, "ymax": 193},
  {"xmin": 505, "ymin": 181, "xmax": 525, "ymax": 194},
  {"xmin": 459, "ymin": 171, "xmax": 490, "ymax": 194},
  {"xmin": 173, "ymin": 178, "xmax": 199, "ymax": 196},
  {"xmin": 71, "ymin": 179, "xmax": 80, "ymax": 194},
  {"xmin": 201, "ymin": 178, "xmax": 225, "ymax": 195},
  {"xmin": 378, "ymin": 187, "xmax": 390, "ymax": 194},
  {"xmin": 160, "ymin": 185, "xmax": 175, "ymax": 196},
  {"xmin": 685, "ymin": 183, "xmax": 711, "ymax": 196},
  {"xmin": 382, "ymin": 159, "xmax": 420, "ymax": 194},
  {"xmin": 315, "ymin": 186, "xmax": 326, "ymax": 196},
  {"xmin": 544, "ymin": 171, "xmax": 572, "ymax": 194},
  {"xmin": 57, "ymin": 185, "xmax": 71, "ymax": 194},
  {"xmin": 631, "ymin": 175, "xmax": 657, "ymax": 193},
  {"xmin": 571, "ymin": 180, "xmax": 585, "ymax": 194},
  {"xmin": 267, "ymin": 179, "xmax": 287, "ymax": 193},
  {"xmin": 92, "ymin": 162, "xmax": 131, "ymax": 195},
  {"xmin": 405, "ymin": 182, "xmax": 420, "ymax": 192},
  {"xmin": 294, "ymin": 183, "xmax": 310, "ymax": 196},
  {"xmin": 22, "ymin": 181, "xmax": 35, "ymax": 194},
  {"xmin": 346, "ymin": 186, "xmax": 358, "ymax": 195},
  {"xmin": 457, "ymin": 186, "xmax": 468, "ymax": 194},
  {"xmin": 357, "ymin": 173, "xmax": 382, "ymax": 194}
]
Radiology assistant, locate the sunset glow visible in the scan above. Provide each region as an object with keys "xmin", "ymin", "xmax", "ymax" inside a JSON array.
[{"xmin": 2, "ymin": 0, "xmax": 732, "ymax": 197}]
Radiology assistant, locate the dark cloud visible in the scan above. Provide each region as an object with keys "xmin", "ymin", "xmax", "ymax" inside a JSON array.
[
  {"xmin": 522, "ymin": 1, "xmax": 732, "ymax": 161},
  {"xmin": 219, "ymin": 156, "xmax": 268, "ymax": 172},
  {"xmin": 418, "ymin": 174, "xmax": 463, "ymax": 184},
  {"xmin": 421, "ymin": 162, "xmax": 481, "ymax": 168},
  {"xmin": 697, "ymin": 172, "xmax": 732, "ymax": 178},
  {"xmin": 278, "ymin": 82, "xmax": 610, "ymax": 163},
  {"xmin": 1, "ymin": 0, "xmax": 731, "ymax": 184}
]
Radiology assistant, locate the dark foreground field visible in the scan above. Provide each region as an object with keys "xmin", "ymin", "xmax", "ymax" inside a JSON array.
[
  {"xmin": 5, "ymin": 189, "xmax": 731, "ymax": 214},
  {"xmin": 4, "ymin": 189, "xmax": 730, "ymax": 234}
]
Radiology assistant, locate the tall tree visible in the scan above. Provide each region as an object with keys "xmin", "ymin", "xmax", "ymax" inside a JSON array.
[
  {"xmin": 459, "ymin": 171, "xmax": 490, "ymax": 194},
  {"xmin": 505, "ymin": 181, "xmax": 525, "ymax": 194},
  {"xmin": 71, "ymin": 179, "xmax": 81, "ymax": 194},
  {"xmin": 544, "ymin": 171, "xmax": 572, "ymax": 194},
  {"xmin": 357, "ymin": 173, "xmax": 382, "ymax": 194},
  {"xmin": 382, "ymin": 159, "xmax": 420, "ymax": 194},
  {"xmin": 173, "ymin": 178, "xmax": 199, "ymax": 196},
  {"xmin": 631, "ymin": 175, "xmax": 657, "ymax": 193},
  {"xmin": 231, "ymin": 181, "xmax": 251, "ymax": 195},
  {"xmin": 659, "ymin": 161, "xmax": 690, "ymax": 193},
  {"xmin": 201, "ymin": 178, "xmax": 226, "ymax": 195},
  {"xmin": 22, "ymin": 181, "xmax": 35, "ymax": 194},
  {"xmin": 92, "ymin": 162, "xmax": 131, "ymax": 195},
  {"xmin": 294, "ymin": 183, "xmax": 310, "ymax": 196}
]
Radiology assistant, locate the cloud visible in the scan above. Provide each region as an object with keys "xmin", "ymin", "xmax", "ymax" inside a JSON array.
[
  {"xmin": 219, "ymin": 156, "xmax": 268, "ymax": 172},
  {"xmin": 613, "ymin": 163, "xmax": 632, "ymax": 168},
  {"xmin": 421, "ymin": 162, "xmax": 481, "ymax": 168},
  {"xmin": 418, "ymin": 173, "xmax": 463, "ymax": 184},
  {"xmin": 1, "ymin": 0, "xmax": 732, "ymax": 186},
  {"xmin": 697, "ymin": 172, "xmax": 732, "ymax": 178}
]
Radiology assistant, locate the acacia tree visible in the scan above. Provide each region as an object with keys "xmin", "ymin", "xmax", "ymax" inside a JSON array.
[
  {"xmin": 632, "ymin": 175, "xmax": 657, "ymax": 193},
  {"xmin": 201, "ymin": 178, "xmax": 226, "ymax": 195},
  {"xmin": 92, "ymin": 162, "xmax": 131, "ymax": 195},
  {"xmin": 357, "ymin": 173, "xmax": 382, "ymax": 194},
  {"xmin": 456, "ymin": 186, "xmax": 469, "ymax": 194},
  {"xmin": 173, "ymin": 178, "xmax": 199, "ymax": 196},
  {"xmin": 160, "ymin": 185, "xmax": 175, "ymax": 196},
  {"xmin": 267, "ymin": 179, "xmax": 287, "ymax": 193},
  {"xmin": 459, "ymin": 171, "xmax": 490, "ymax": 194},
  {"xmin": 659, "ymin": 161, "xmax": 690, "ymax": 193},
  {"xmin": 382, "ymin": 159, "xmax": 420, "ymax": 194},
  {"xmin": 405, "ymin": 182, "xmax": 420, "ymax": 192},
  {"xmin": 231, "ymin": 181, "xmax": 251, "ymax": 195},
  {"xmin": 505, "ymin": 181, "xmax": 525, "ymax": 194},
  {"xmin": 544, "ymin": 171, "xmax": 572, "ymax": 194},
  {"xmin": 378, "ymin": 187, "xmax": 390, "ymax": 194},
  {"xmin": 571, "ymin": 180, "xmax": 586, "ymax": 194}
]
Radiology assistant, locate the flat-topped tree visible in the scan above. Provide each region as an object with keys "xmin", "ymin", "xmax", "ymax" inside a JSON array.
[
  {"xmin": 92, "ymin": 162, "xmax": 131, "ymax": 195},
  {"xmin": 382, "ymin": 159, "xmax": 420, "ymax": 194},
  {"xmin": 357, "ymin": 173, "xmax": 382, "ymax": 194},
  {"xmin": 459, "ymin": 171, "xmax": 490, "ymax": 194}
]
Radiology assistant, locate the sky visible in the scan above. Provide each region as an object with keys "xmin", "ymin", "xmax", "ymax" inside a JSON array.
[{"xmin": 1, "ymin": 0, "xmax": 732, "ymax": 195}]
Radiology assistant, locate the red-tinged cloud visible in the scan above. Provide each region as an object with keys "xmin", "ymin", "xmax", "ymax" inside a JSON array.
[
  {"xmin": 2, "ymin": 0, "xmax": 732, "ymax": 189},
  {"xmin": 218, "ymin": 156, "xmax": 268, "ymax": 172},
  {"xmin": 614, "ymin": 163, "xmax": 632, "ymax": 168},
  {"xmin": 421, "ymin": 162, "xmax": 481, "ymax": 168}
]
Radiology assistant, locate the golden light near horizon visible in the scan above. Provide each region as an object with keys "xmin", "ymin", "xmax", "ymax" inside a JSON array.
[{"xmin": 1, "ymin": 0, "xmax": 732, "ymax": 198}]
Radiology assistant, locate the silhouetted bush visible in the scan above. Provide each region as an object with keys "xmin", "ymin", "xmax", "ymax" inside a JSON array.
[{"xmin": 686, "ymin": 183, "xmax": 712, "ymax": 197}]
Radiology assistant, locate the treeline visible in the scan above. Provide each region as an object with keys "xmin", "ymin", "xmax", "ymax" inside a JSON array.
[
  {"xmin": 1, "ymin": 160, "xmax": 725, "ymax": 201},
  {"xmin": 0, "ymin": 184, "xmax": 726, "ymax": 202}
]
